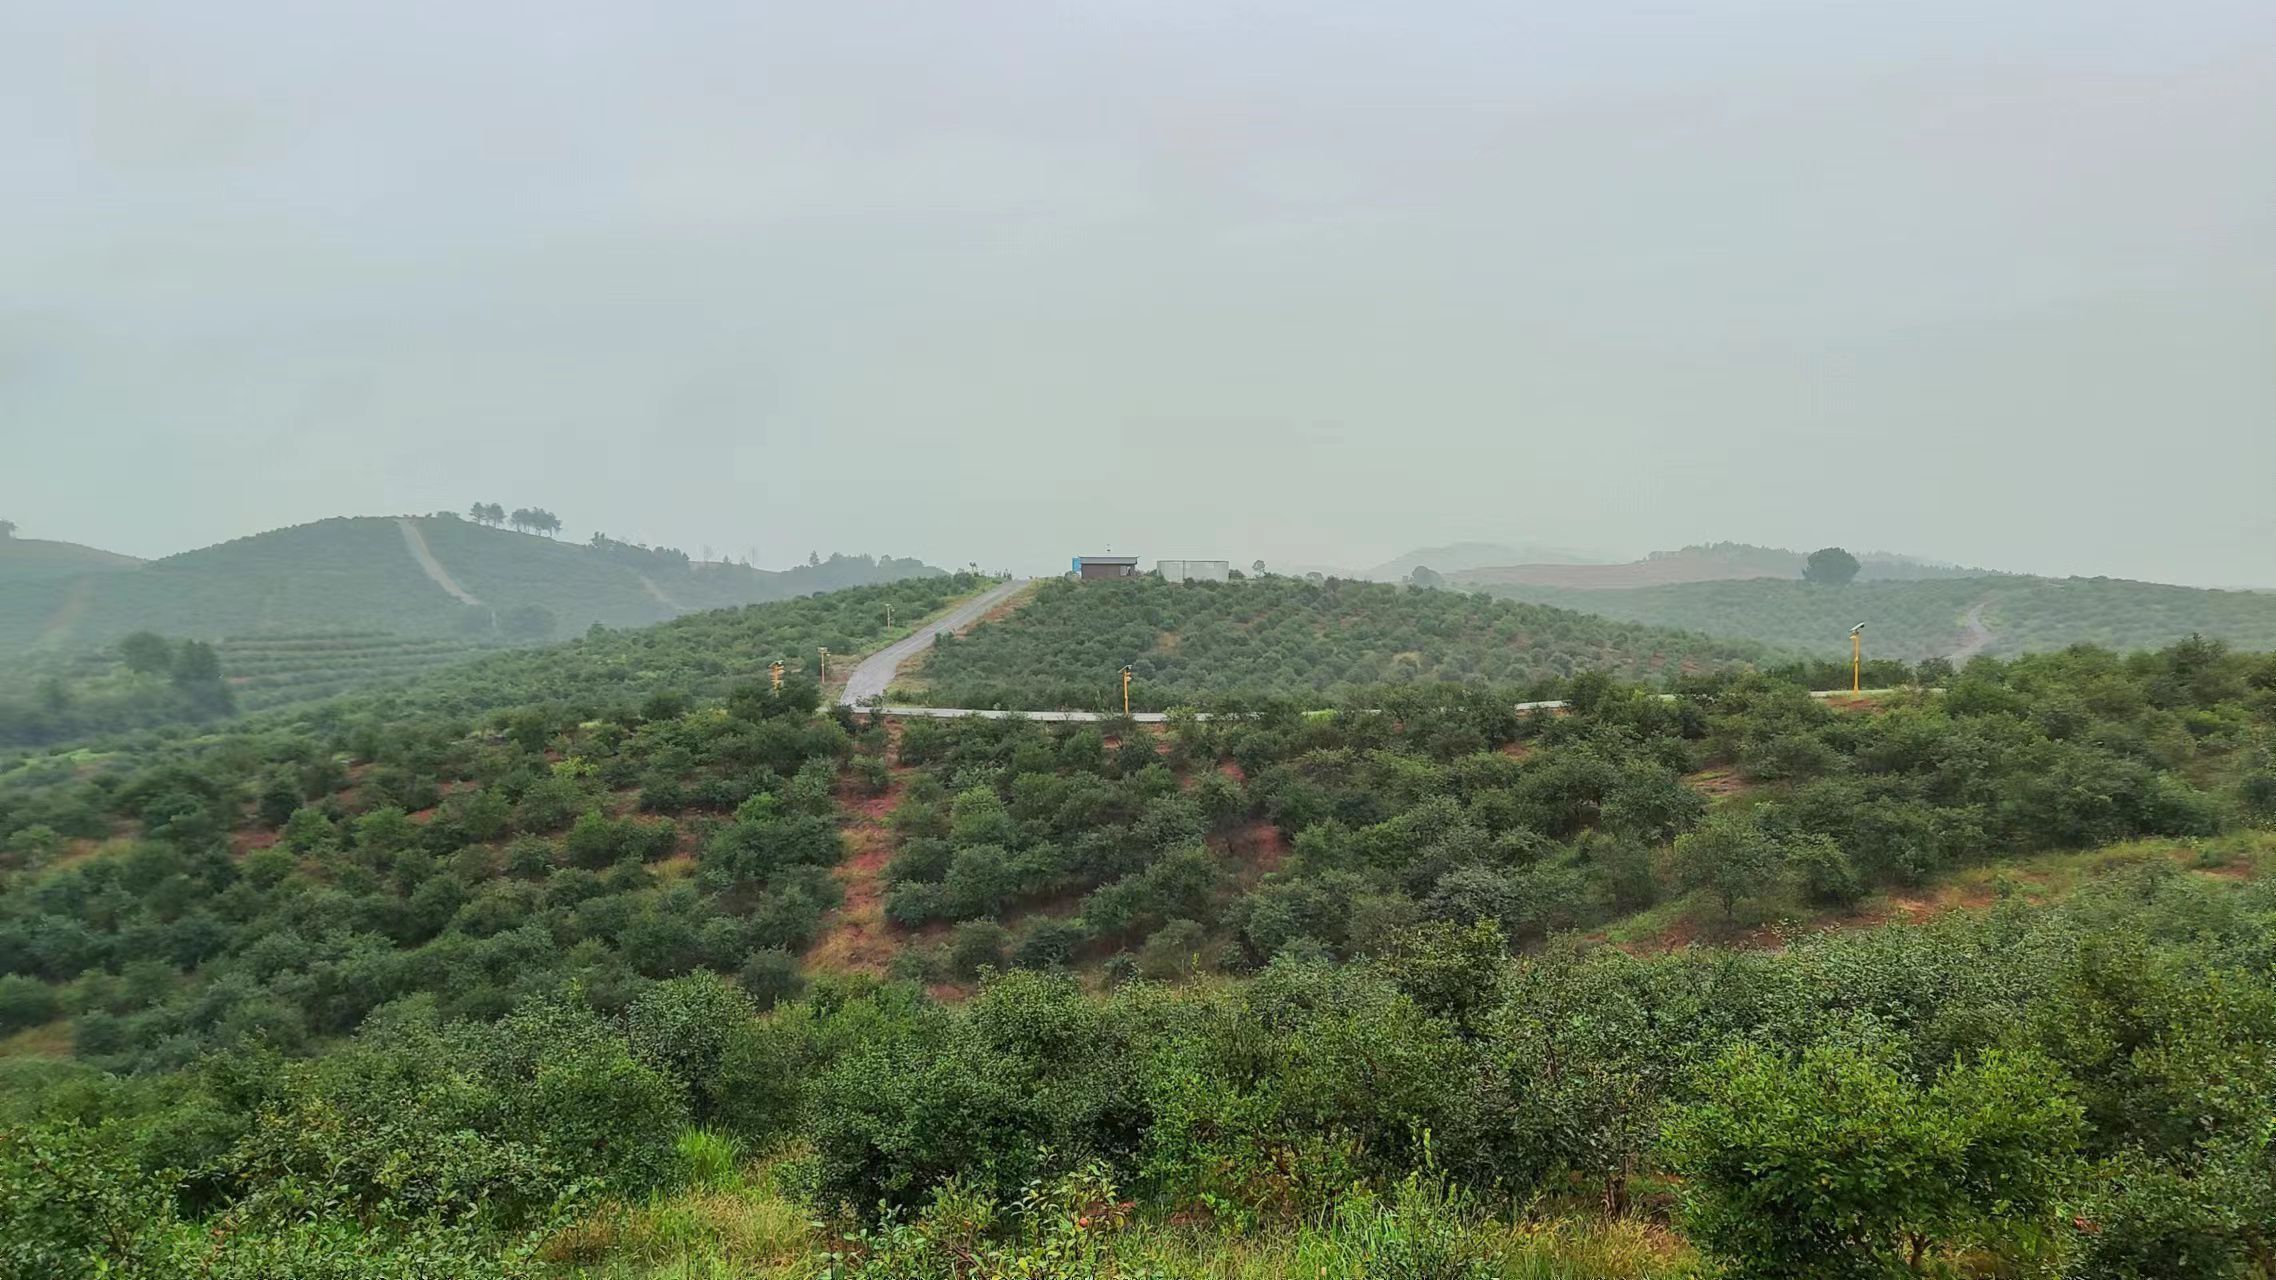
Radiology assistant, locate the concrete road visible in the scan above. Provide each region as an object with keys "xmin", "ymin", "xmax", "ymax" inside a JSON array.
[
  {"xmin": 836, "ymin": 579, "xmax": 1029, "ymax": 707},
  {"xmin": 860, "ymin": 687, "xmax": 1914, "ymax": 722},
  {"xmin": 840, "ymin": 580, "xmax": 1920, "ymax": 719}
]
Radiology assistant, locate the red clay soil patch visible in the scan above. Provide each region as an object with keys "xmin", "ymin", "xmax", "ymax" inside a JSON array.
[
  {"xmin": 1217, "ymin": 760, "xmax": 1247, "ymax": 784},
  {"xmin": 1223, "ymin": 820, "xmax": 1287, "ymax": 881},
  {"xmin": 805, "ymin": 765, "xmax": 912, "ymax": 976},
  {"xmin": 1883, "ymin": 894, "xmax": 1940, "ymax": 923},
  {"xmin": 1950, "ymin": 884, "xmax": 1999, "ymax": 911},
  {"xmin": 1685, "ymin": 768, "xmax": 1750, "ymax": 799},
  {"xmin": 1637, "ymin": 917, "xmax": 1702, "ymax": 955},
  {"xmin": 671, "ymin": 822, "xmax": 706, "ymax": 859},
  {"xmin": 2195, "ymin": 862, "xmax": 2256, "ymax": 882},
  {"xmin": 229, "ymin": 829, "xmax": 281, "ymax": 857},
  {"xmin": 52, "ymin": 837, "xmax": 106, "ymax": 870}
]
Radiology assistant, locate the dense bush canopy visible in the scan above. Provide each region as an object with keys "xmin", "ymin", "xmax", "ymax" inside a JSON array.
[
  {"xmin": 911, "ymin": 575, "xmax": 1764, "ymax": 710},
  {"xmin": 4, "ymin": 572, "xmax": 2276, "ymax": 1276}
]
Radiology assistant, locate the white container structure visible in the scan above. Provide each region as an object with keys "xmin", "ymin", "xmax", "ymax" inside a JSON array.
[{"xmin": 1156, "ymin": 559, "xmax": 1230, "ymax": 583}]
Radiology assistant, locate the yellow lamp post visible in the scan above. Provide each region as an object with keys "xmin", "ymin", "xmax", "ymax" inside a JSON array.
[
  {"xmin": 818, "ymin": 647, "xmax": 830, "ymax": 681},
  {"xmin": 769, "ymin": 660, "xmax": 784, "ymax": 691},
  {"xmin": 1121, "ymin": 665, "xmax": 1133, "ymax": 716},
  {"xmin": 1849, "ymin": 623, "xmax": 1865, "ymax": 695}
]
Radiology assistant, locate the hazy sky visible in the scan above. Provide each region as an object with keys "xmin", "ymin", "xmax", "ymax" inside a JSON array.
[{"xmin": 5, "ymin": 1, "xmax": 2272, "ymax": 583}]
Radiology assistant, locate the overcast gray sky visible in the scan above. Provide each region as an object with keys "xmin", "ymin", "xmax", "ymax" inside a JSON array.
[{"xmin": 4, "ymin": 1, "xmax": 2272, "ymax": 583}]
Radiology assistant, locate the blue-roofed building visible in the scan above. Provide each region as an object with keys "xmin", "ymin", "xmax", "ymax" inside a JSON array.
[{"xmin": 1072, "ymin": 555, "xmax": 1140, "ymax": 580}]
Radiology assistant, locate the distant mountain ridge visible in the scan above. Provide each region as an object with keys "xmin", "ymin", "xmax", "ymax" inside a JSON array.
[
  {"xmin": 1471, "ymin": 573, "xmax": 2276, "ymax": 663},
  {"xmin": 0, "ymin": 515, "xmax": 944, "ymax": 655},
  {"xmin": 1449, "ymin": 541, "xmax": 1991, "ymax": 590},
  {"xmin": 1362, "ymin": 540, "xmax": 1604, "ymax": 581}
]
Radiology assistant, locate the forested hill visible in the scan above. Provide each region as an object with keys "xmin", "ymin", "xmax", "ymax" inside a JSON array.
[
  {"xmin": 908, "ymin": 575, "xmax": 1764, "ymax": 709},
  {"xmin": 1473, "ymin": 574, "xmax": 2276, "ymax": 663},
  {"xmin": 0, "ymin": 515, "xmax": 942, "ymax": 655}
]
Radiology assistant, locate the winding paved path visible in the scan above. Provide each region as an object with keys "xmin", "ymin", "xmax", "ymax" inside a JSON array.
[{"xmin": 835, "ymin": 579, "xmax": 1029, "ymax": 707}]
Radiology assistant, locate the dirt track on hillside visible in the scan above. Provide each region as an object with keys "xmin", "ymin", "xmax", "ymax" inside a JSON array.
[{"xmin": 395, "ymin": 519, "xmax": 483, "ymax": 606}]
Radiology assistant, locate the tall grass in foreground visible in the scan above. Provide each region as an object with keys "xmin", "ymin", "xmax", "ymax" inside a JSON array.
[{"xmin": 542, "ymin": 1156, "xmax": 1696, "ymax": 1279}]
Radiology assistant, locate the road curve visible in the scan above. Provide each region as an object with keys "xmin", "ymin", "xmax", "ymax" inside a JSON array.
[{"xmin": 836, "ymin": 579, "xmax": 1029, "ymax": 707}]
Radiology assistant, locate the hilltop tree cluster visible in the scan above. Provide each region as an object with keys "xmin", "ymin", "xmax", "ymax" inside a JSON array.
[
  {"xmin": 1803, "ymin": 545, "xmax": 1862, "ymax": 585},
  {"xmin": 466, "ymin": 503, "xmax": 562, "ymax": 537},
  {"xmin": 590, "ymin": 532, "xmax": 693, "ymax": 573}
]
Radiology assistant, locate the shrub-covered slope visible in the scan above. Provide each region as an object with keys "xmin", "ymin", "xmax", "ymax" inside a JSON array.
[
  {"xmin": 2, "ymin": 633, "xmax": 2274, "ymax": 1275},
  {"xmin": 1475, "ymin": 574, "xmax": 2276, "ymax": 663},
  {"xmin": 908, "ymin": 575, "xmax": 1765, "ymax": 709}
]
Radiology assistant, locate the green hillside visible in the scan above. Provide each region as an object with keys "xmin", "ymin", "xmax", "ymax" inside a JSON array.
[
  {"xmin": 1474, "ymin": 574, "xmax": 2276, "ymax": 663},
  {"xmin": 2, "ymin": 594, "xmax": 2273, "ymax": 1275},
  {"xmin": 907, "ymin": 575, "xmax": 1764, "ymax": 709},
  {"xmin": 0, "ymin": 515, "xmax": 942, "ymax": 655},
  {"xmin": 0, "ymin": 535, "xmax": 143, "ymax": 584},
  {"xmin": 0, "ymin": 575, "xmax": 991, "ymax": 749},
  {"xmin": 219, "ymin": 631, "xmax": 500, "ymax": 711}
]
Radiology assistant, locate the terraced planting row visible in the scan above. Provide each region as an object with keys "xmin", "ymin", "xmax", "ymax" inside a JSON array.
[{"xmin": 219, "ymin": 631, "xmax": 497, "ymax": 708}]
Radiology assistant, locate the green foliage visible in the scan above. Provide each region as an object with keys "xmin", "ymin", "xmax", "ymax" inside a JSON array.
[
  {"xmin": 119, "ymin": 630, "xmax": 173, "ymax": 674},
  {"xmin": 826, "ymin": 1162, "xmax": 1151, "ymax": 1280},
  {"xmin": 1802, "ymin": 546, "xmax": 1862, "ymax": 585},
  {"xmin": 948, "ymin": 920, "xmax": 1011, "ymax": 980},
  {"xmin": 1670, "ymin": 810, "xmax": 1788, "ymax": 921},
  {"xmin": 627, "ymin": 971, "xmax": 760, "ymax": 1120},
  {"xmin": 1667, "ymin": 1040, "xmax": 2084, "ymax": 1278},
  {"xmin": 917, "ymin": 575, "xmax": 1760, "ymax": 711},
  {"xmin": 674, "ymin": 1127, "xmax": 741, "ymax": 1191},
  {"xmin": 0, "ymin": 973, "xmax": 63, "ymax": 1032},
  {"xmin": 0, "ymin": 1122, "xmax": 178, "ymax": 1279}
]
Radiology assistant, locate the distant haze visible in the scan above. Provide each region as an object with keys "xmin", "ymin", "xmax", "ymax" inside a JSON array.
[{"xmin": 5, "ymin": 2, "xmax": 2272, "ymax": 585}]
